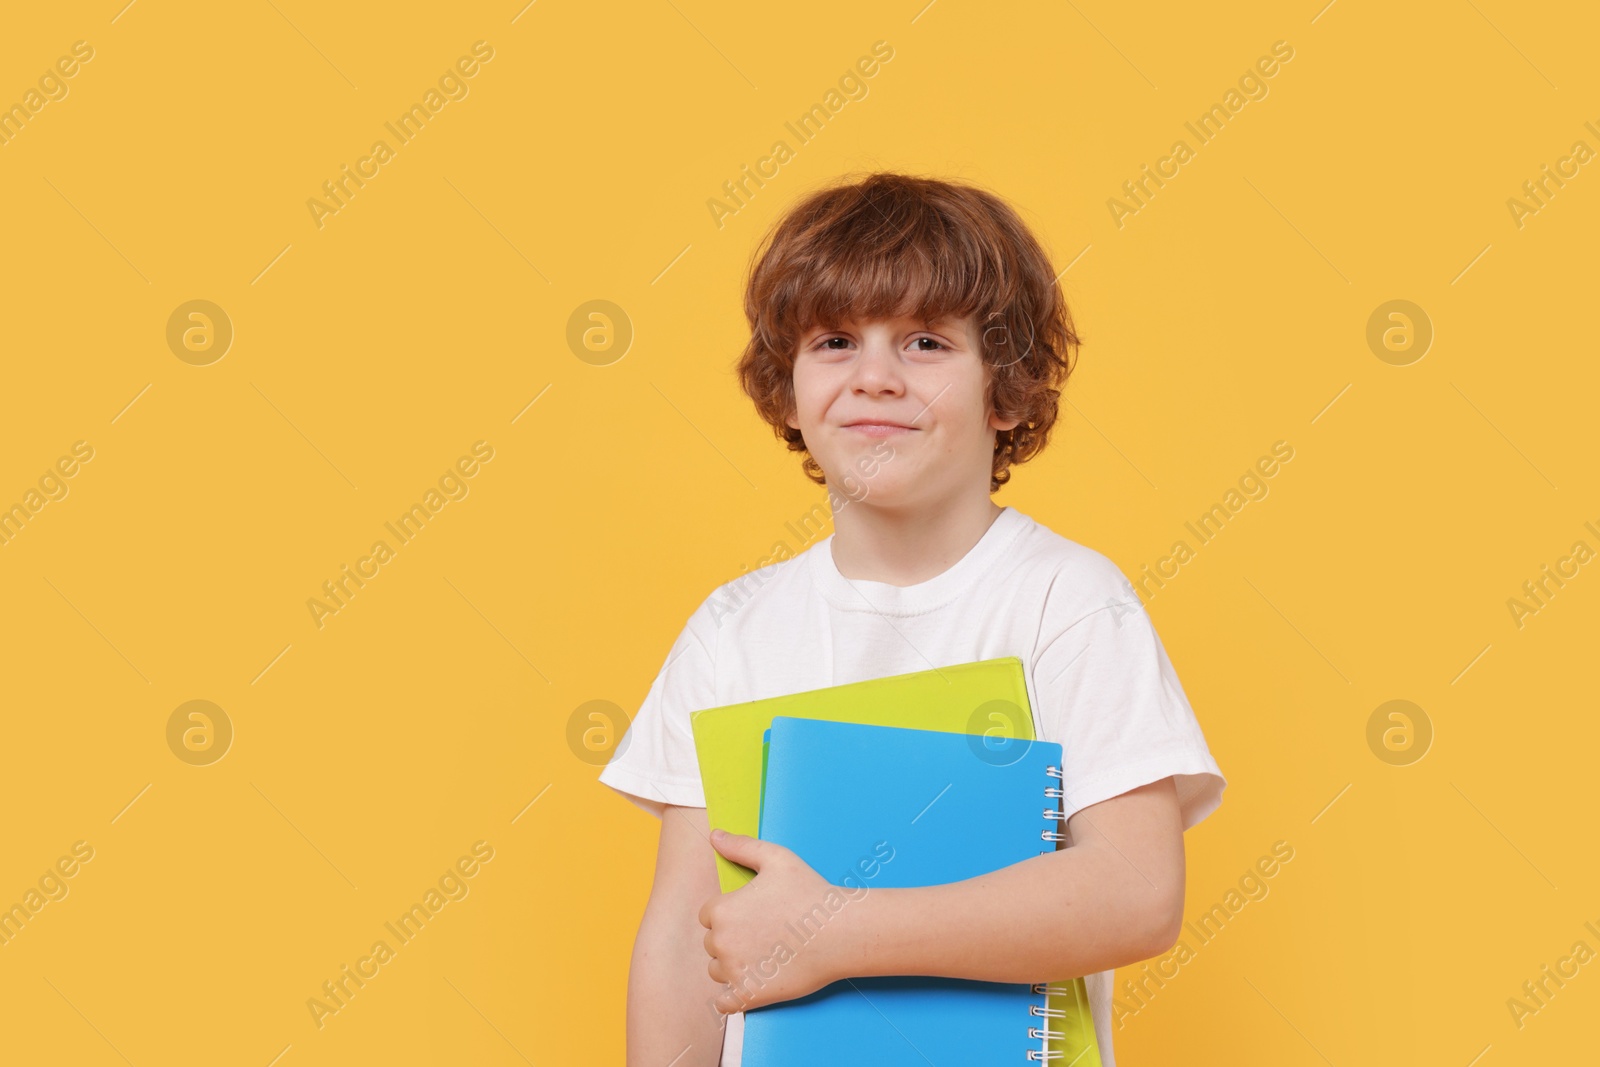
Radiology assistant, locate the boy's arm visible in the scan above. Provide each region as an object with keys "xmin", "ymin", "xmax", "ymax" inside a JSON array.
[
  {"xmin": 701, "ymin": 777, "xmax": 1185, "ymax": 1012},
  {"xmin": 627, "ymin": 803, "xmax": 732, "ymax": 1067}
]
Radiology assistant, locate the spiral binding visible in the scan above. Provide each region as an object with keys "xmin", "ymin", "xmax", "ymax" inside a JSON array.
[
  {"xmin": 1026, "ymin": 766, "xmax": 1068, "ymax": 1061},
  {"xmin": 1039, "ymin": 765, "xmax": 1067, "ymax": 847}
]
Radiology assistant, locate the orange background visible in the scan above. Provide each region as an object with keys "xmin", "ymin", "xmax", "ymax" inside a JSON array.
[{"xmin": 1, "ymin": 1, "xmax": 1596, "ymax": 1064}]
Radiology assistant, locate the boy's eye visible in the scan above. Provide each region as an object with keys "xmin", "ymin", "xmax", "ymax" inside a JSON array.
[
  {"xmin": 812, "ymin": 336, "xmax": 945, "ymax": 351},
  {"xmin": 812, "ymin": 331, "xmax": 947, "ymax": 356}
]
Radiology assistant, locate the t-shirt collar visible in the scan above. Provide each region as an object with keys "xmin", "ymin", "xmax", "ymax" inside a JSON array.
[{"xmin": 807, "ymin": 505, "xmax": 1029, "ymax": 615}]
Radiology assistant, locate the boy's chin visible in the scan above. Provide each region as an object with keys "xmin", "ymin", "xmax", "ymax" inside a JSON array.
[{"xmin": 825, "ymin": 479, "xmax": 917, "ymax": 511}]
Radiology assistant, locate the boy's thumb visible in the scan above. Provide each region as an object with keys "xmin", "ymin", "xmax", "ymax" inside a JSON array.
[{"xmin": 710, "ymin": 828, "xmax": 762, "ymax": 866}]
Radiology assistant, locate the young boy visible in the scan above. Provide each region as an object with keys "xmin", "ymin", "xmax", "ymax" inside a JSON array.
[{"xmin": 598, "ymin": 171, "xmax": 1225, "ymax": 1066}]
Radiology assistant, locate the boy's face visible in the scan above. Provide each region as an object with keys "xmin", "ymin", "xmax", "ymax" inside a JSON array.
[{"xmin": 785, "ymin": 313, "xmax": 1021, "ymax": 508}]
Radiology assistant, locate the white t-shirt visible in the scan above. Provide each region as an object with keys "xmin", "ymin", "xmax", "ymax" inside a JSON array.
[{"xmin": 598, "ymin": 504, "xmax": 1225, "ymax": 1067}]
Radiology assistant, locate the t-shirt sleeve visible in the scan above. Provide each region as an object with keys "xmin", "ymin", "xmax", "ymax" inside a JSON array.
[
  {"xmin": 1032, "ymin": 560, "xmax": 1225, "ymax": 831},
  {"xmin": 596, "ymin": 593, "xmax": 718, "ymax": 818}
]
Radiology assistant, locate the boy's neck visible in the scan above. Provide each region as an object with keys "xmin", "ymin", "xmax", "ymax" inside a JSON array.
[{"xmin": 828, "ymin": 492, "xmax": 1006, "ymax": 588}]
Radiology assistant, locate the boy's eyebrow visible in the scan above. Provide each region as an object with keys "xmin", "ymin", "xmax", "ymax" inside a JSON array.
[{"xmin": 807, "ymin": 314, "xmax": 966, "ymax": 333}]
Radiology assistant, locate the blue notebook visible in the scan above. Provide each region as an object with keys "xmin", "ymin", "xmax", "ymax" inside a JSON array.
[{"xmin": 742, "ymin": 716, "xmax": 1068, "ymax": 1065}]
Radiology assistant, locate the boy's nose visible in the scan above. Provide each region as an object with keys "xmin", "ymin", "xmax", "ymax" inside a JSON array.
[{"xmin": 848, "ymin": 341, "xmax": 905, "ymax": 394}]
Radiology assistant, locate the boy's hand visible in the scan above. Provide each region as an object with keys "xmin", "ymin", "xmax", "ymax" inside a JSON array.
[{"xmin": 698, "ymin": 828, "xmax": 849, "ymax": 1013}]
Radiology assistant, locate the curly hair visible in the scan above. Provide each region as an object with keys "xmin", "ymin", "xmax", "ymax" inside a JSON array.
[{"xmin": 735, "ymin": 171, "xmax": 1081, "ymax": 493}]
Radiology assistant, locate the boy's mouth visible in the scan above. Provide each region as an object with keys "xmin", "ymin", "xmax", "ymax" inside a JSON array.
[{"xmin": 842, "ymin": 420, "xmax": 918, "ymax": 437}]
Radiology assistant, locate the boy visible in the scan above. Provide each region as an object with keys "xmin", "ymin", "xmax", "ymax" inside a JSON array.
[{"xmin": 598, "ymin": 172, "xmax": 1225, "ymax": 1065}]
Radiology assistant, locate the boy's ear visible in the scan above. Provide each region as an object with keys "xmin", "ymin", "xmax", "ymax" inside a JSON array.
[{"xmin": 989, "ymin": 409, "xmax": 1023, "ymax": 432}]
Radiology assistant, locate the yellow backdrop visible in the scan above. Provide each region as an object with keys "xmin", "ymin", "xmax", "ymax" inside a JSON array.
[{"xmin": 1, "ymin": 1, "xmax": 1595, "ymax": 1064}]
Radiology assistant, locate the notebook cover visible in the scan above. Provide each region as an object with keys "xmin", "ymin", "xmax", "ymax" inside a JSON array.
[
  {"xmin": 742, "ymin": 717, "xmax": 1062, "ymax": 1064},
  {"xmin": 690, "ymin": 657, "xmax": 1034, "ymax": 894},
  {"xmin": 693, "ymin": 657, "xmax": 1099, "ymax": 1065}
]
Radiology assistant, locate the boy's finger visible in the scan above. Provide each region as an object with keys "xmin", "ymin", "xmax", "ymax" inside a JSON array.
[{"xmin": 709, "ymin": 827, "xmax": 770, "ymax": 869}]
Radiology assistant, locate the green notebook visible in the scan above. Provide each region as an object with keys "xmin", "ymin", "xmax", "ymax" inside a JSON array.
[{"xmin": 688, "ymin": 656, "xmax": 1101, "ymax": 1066}]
